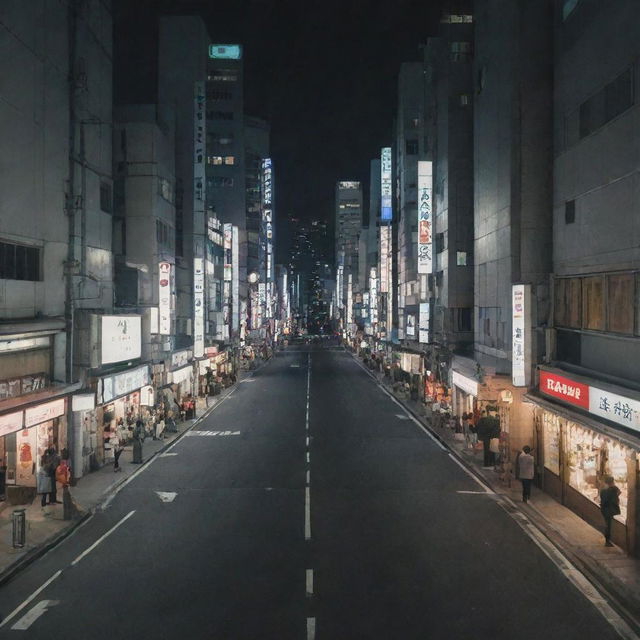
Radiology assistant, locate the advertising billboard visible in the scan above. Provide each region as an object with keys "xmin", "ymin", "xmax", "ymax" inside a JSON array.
[
  {"xmin": 417, "ymin": 161, "xmax": 433, "ymax": 274},
  {"xmin": 380, "ymin": 147, "xmax": 392, "ymax": 221},
  {"xmin": 101, "ymin": 315, "xmax": 142, "ymax": 365},
  {"xmin": 512, "ymin": 284, "xmax": 531, "ymax": 387},
  {"xmin": 159, "ymin": 261, "xmax": 171, "ymax": 335}
]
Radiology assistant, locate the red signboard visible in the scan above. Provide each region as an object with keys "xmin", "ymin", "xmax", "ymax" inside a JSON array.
[{"xmin": 539, "ymin": 370, "xmax": 589, "ymax": 409}]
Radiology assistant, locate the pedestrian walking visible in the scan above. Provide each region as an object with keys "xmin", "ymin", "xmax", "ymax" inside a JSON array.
[
  {"xmin": 476, "ymin": 411, "xmax": 500, "ymax": 468},
  {"xmin": 37, "ymin": 454, "xmax": 53, "ymax": 509},
  {"xmin": 47, "ymin": 447, "xmax": 61, "ymax": 504},
  {"xmin": 516, "ymin": 445, "xmax": 535, "ymax": 502},
  {"xmin": 113, "ymin": 437, "xmax": 124, "ymax": 472},
  {"xmin": 600, "ymin": 475, "xmax": 621, "ymax": 547}
]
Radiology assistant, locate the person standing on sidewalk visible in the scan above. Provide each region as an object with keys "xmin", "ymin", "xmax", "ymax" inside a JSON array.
[
  {"xmin": 600, "ymin": 476, "xmax": 621, "ymax": 547},
  {"xmin": 476, "ymin": 411, "xmax": 499, "ymax": 468},
  {"xmin": 517, "ymin": 446, "xmax": 535, "ymax": 503}
]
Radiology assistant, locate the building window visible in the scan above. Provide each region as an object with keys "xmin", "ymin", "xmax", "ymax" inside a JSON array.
[
  {"xmin": 158, "ymin": 177, "xmax": 174, "ymax": 203},
  {"xmin": 405, "ymin": 139, "xmax": 419, "ymax": 155},
  {"xmin": 0, "ymin": 241, "xmax": 42, "ymax": 281},
  {"xmin": 456, "ymin": 251, "xmax": 468, "ymax": 266},
  {"xmin": 206, "ymin": 88, "xmax": 233, "ymax": 100},
  {"xmin": 224, "ymin": 156, "xmax": 235, "ymax": 165},
  {"xmin": 100, "ymin": 182, "xmax": 112, "ymax": 213},
  {"xmin": 459, "ymin": 94, "xmax": 471, "ymax": 106},
  {"xmin": 435, "ymin": 233, "xmax": 445, "ymax": 254},
  {"xmin": 207, "ymin": 110, "xmax": 234, "ymax": 121},
  {"xmin": 208, "ymin": 72, "xmax": 237, "ymax": 82},
  {"xmin": 565, "ymin": 199, "xmax": 575, "ymax": 224},
  {"xmin": 451, "ymin": 41, "xmax": 472, "ymax": 62},
  {"xmin": 209, "ymin": 176, "xmax": 234, "ymax": 188},
  {"xmin": 207, "ymin": 156, "xmax": 223, "ymax": 165},
  {"xmin": 607, "ymin": 273, "xmax": 635, "ymax": 334},
  {"xmin": 454, "ymin": 308, "xmax": 472, "ymax": 332},
  {"xmin": 579, "ymin": 68, "xmax": 633, "ymax": 139}
]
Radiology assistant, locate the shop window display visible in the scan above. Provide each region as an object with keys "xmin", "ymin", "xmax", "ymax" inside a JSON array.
[
  {"xmin": 566, "ymin": 423, "xmax": 631, "ymax": 523},
  {"xmin": 542, "ymin": 412, "xmax": 561, "ymax": 475}
]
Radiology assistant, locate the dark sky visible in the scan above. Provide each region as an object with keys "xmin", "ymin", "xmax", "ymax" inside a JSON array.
[{"xmin": 114, "ymin": 0, "xmax": 444, "ymax": 260}]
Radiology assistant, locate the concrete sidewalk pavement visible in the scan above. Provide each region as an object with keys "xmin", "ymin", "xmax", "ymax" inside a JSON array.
[{"xmin": 356, "ymin": 354, "xmax": 640, "ymax": 630}]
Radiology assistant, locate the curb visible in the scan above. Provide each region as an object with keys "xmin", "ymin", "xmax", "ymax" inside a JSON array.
[{"xmin": 350, "ymin": 351, "xmax": 640, "ymax": 634}]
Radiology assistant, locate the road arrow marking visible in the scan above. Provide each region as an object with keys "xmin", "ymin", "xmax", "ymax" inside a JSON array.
[
  {"xmin": 11, "ymin": 600, "xmax": 59, "ymax": 630},
  {"xmin": 395, "ymin": 414, "xmax": 409, "ymax": 420},
  {"xmin": 159, "ymin": 452, "xmax": 178, "ymax": 457},
  {"xmin": 156, "ymin": 491, "xmax": 177, "ymax": 503}
]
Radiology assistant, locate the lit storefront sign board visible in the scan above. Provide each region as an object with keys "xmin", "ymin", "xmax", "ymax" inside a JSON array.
[
  {"xmin": 193, "ymin": 80, "xmax": 206, "ymax": 358},
  {"xmin": 0, "ymin": 411, "xmax": 23, "ymax": 437},
  {"xmin": 379, "ymin": 226, "xmax": 390, "ymax": 293},
  {"xmin": 417, "ymin": 161, "xmax": 433, "ymax": 274},
  {"xmin": 25, "ymin": 398, "xmax": 65, "ymax": 428},
  {"xmin": 101, "ymin": 365, "xmax": 150, "ymax": 404},
  {"xmin": 194, "ymin": 258, "xmax": 205, "ymax": 357},
  {"xmin": 540, "ymin": 369, "xmax": 640, "ymax": 434},
  {"xmin": 380, "ymin": 147, "xmax": 392, "ymax": 221},
  {"xmin": 339, "ymin": 181, "xmax": 360, "ymax": 190},
  {"xmin": 512, "ymin": 284, "xmax": 531, "ymax": 387},
  {"xmin": 101, "ymin": 315, "xmax": 142, "ymax": 365},
  {"xmin": 72, "ymin": 393, "xmax": 95, "ymax": 412},
  {"xmin": 369, "ymin": 268, "xmax": 378, "ymax": 324},
  {"xmin": 208, "ymin": 44, "xmax": 242, "ymax": 59}
]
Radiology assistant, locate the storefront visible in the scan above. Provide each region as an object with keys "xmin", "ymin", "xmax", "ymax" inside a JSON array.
[
  {"xmin": 451, "ymin": 370, "xmax": 478, "ymax": 419},
  {"xmin": 0, "ymin": 396, "xmax": 68, "ymax": 501},
  {"xmin": 529, "ymin": 367, "xmax": 640, "ymax": 554}
]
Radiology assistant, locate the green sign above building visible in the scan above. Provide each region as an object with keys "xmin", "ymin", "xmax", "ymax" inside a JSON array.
[{"xmin": 208, "ymin": 44, "xmax": 242, "ymax": 60}]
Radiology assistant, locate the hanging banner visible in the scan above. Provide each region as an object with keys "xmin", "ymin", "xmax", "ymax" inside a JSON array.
[
  {"xmin": 512, "ymin": 283, "xmax": 531, "ymax": 387},
  {"xmin": 417, "ymin": 161, "xmax": 433, "ymax": 274}
]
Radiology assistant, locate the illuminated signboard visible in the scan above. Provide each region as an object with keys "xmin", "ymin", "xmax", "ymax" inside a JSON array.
[
  {"xmin": 512, "ymin": 284, "xmax": 531, "ymax": 387},
  {"xmin": 158, "ymin": 262, "xmax": 171, "ymax": 335},
  {"xmin": 101, "ymin": 315, "xmax": 142, "ymax": 365},
  {"xmin": 417, "ymin": 161, "xmax": 433, "ymax": 274},
  {"xmin": 419, "ymin": 302, "xmax": 429, "ymax": 343},
  {"xmin": 379, "ymin": 225, "xmax": 390, "ymax": 293},
  {"xmin": 369, "ymin": 267, "xmax": 378, "ymax": 324},
  {"xmin": 339, "ymin": 181, "xmax": 360, "ymax": 190},
  {"xmin": 380, "ymin": 147, "xmax": 392, "ymax": 221},
  {"xmin": 194, "ymin": 258, "xmax": 205, "ymax": 356},
  {"xmin": 208, "ymin": 44, "xmax": 242, "ymax": 59}
]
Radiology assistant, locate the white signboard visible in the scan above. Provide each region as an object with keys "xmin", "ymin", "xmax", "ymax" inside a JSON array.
[
  {"xmin": 369, "ymin": 268, "xmax": 378, "ymax": 324},
  {"xmin": 194, "ymin": 257, "xmax": 205, "ymax": 357},
  {"xmin": 419, "ymin": 302, "xmax": 429, "ymax": 344},
  {"xmin": 25, "ymin": 398, "xmax": 65, "ymax": 428},
  {"xmin": 347, "ymin": 273, "xmax": 353, "ymax": 325},
  {"xmin": 417, "ymin": 161, "xmax": 433, "ymax": 274},
  {"xmin": 159, "ymin": 261, "xmax": 172, "ymax": 335},
  {"xmin": 102, "ymin": 365, "xmax": 150, "ymax": 403},
  {"xmin": 380, "ymin": 147, "xmax": 392, "ymax": 221},
  {"xmin": 380, "ymin": 225, "xmax": 390, "ymax": 293},
  {"xmin": 171, "ymin": 349, "xmax": 192, "ymax": 369},
  {"xmin": 589, "ymin": 386, "xmax": 640, "ymax": 433},
  {"xmin": 232, "ymin": 226, "xmax": 239, "ymax": 333},
  {"xmin": 72, "ymin": 394, "xmax": 95, "ymax": 412},
  {"xmin": 101, "ymin": 316, "xmax": 142, "ymax": 365},
  {"xmin": 512, "ymin": 284, "xmax": 531, "ymax": 387},
  {"xmin": 0, "ymin": 411, "xmax": 23, "ymax": 437}
]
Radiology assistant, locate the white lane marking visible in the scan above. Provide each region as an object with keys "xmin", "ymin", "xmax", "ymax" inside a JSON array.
[
  {"xmin": 306, "ymin": 569, "xmax": 314, "ymax": 596},
  {"xmin": 156, "ymin": 491, "xmax": 177, "ymax": 503},
  {"xmin": 306, "ymin": 436, "xmax": 309, "ymax": 447},
  {"xmin": 306, "ymin": 451, "xmax": 310, "ymax": 464},
  {"xmin": 11, "ymin": 600, "xmax": 59, "ymax": 630},
  {"xmin": 307, "ymin": 617, "xmax": 316, "ymax": 640},
  {"xmin": 0, "ymin": 571, "xmax": 62, "ymax": 629},
  {"xmin": 352, "ymin": 356, "xmax": 446, "ymax": 450},
  {"xmin": 290, "ymin": 364, "xmax": 301, "ymax": 368},
  {"xmin": 456, "ymin": 490, "xmax": 492, "ymax": 495},
  {"xmin": 101, "ymin": 386, "xmax": 237, "ymax": 509},
  {"xmin": 240, "ymin": 378, "xmax": 257, "ymax": 382},
  {"xmin": 159, "ymin": 452, "xmax": 178, "ymax": 457},
  {"xmin": 498, "ymin": 498, "xmax": 639, "ymax": 640},
  {"xmin": 305, "ymin": 486, "xmax": 311, "ymax": 540},
  {"xmin": 395, "ymin": 414, "xmax": 410, "ymax": 420},
  {"xmin": 185, "ymin": 430, "xmax": 241, "ymax": 437},
  {"xmin": 306, "ymin": 469, "xmax": 310, "ymax": 485},
  {"xmin": 448, "ymin": 454, "xmax": 492, "ymax": 493},
  {"xmin": 71, "ymin": 510, "xmax": 136, "ymax": 567}
]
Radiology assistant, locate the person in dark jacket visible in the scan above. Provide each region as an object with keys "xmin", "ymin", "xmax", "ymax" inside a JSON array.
[
  {"xmin": 600, "ymin": 476, "xmax": 621, "ymax": 547},
  {"xmin": 475, "ymin": 411, "xmax": 500, "ymax": 468}
]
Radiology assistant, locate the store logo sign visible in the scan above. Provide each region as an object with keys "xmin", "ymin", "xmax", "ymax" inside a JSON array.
[{"xmin": 539, "ymin": 371, "xmax": 589, "ymax": 409}]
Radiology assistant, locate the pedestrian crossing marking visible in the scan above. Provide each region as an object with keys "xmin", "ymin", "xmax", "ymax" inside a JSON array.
[{"xmin": 186, "ymin": 430, "xmax": 241, "ymax": 437}]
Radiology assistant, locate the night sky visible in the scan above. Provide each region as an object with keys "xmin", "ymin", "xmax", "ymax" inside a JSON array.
[{"xmin": 114, "ymin": 0, "xmax": 444, "ymax": 261}]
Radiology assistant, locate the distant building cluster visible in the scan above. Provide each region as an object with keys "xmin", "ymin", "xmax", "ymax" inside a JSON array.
[
  {"xmin": 334, "ymin": 1, "xmax": 640, "ymax": 554},
  {"xmin": 0, "ymin": 9, "xmax": 290, "ymax": 490}
]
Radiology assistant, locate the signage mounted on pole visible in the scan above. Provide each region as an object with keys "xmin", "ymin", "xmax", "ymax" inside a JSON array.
[
  {"xmin": 512, "ymin": 283, "xmax": 531, "ymax": 387},
  {"xmin": 417, "ymin": 161, "xmax": 433, "ymax": 274},
  {"xmin": 158, "ymin": 261, "xmax": 171, "ymax": 335},
  {"xmin": 380, "ymin": 147, "xmax": 392, "ymax": 221}
]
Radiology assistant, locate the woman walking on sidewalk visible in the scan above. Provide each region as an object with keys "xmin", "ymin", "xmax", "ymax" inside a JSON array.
[{"xmin": 600, "ymin": 476, "xmax": 621, "ymax": 547}]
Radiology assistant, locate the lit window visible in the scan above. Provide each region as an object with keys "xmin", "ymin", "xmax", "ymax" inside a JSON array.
[
  {"xmin": 456, "ymin": 251, "xmax": 467, "ymax": 266},
  {"xmin": 208, "ymin": 156, "xmax": 223, "ymax": 165},
  {"xmin": 224, "ymin": 156, "xmax": 235, "ymax": 165}
]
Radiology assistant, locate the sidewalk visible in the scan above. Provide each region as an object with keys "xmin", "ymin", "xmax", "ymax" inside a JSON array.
[
  {"xmin": 0, "ymin": 374, "xmax": 246, "ymax": 586},
  {"xmin": 358, "ymin": 356, "xmax": 640, "ymax": 627}
]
